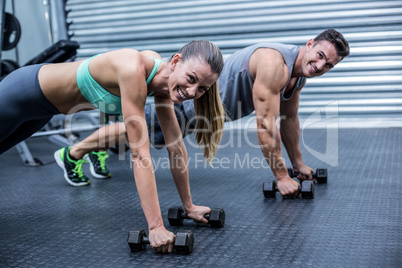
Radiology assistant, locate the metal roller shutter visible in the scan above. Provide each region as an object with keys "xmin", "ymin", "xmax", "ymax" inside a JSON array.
[{"xmin": 65, "ymin": 0, "xmax": 402, "ymax": 125}]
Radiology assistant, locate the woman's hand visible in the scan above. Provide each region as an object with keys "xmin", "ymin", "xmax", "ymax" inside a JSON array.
[
  {"xmin": 148, "ymin": 226, "xmax": 176, "ymax": 253},
  {"xmin": 185, "ymin": 204, "xmax": 211, "ymax": 224}
]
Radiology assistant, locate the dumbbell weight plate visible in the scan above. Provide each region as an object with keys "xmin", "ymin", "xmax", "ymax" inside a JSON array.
[
  {"xmin": 168, "ymin": 206, "xmax": 184, "ymax": 226},
  {"xmin": 208, "ymin": 208, "xmax": 225, "ymax": 228},
  {"xmin": 127, "ymin": 230, "xmax": 148, "ymax": 252},
  {"xmin": 315, "ymin": 168, "xmax": 328, "ymax": 183},
  {"xmin": 3, "ymin": 12, "xmax": 21, "ymax": 50},
  {"xmin": 263, "ymin": 181, "xmax": 277, "ymax": 198},
  {"xmin": 300, "ymin": 180, "xmax": 314, "ymax": 199},
  {"xmin": 175, "ymin": 230, "xmax": 194, "ymax": 254}
]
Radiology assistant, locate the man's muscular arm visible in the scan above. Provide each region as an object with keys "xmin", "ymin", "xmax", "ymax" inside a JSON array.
[
  {"xmin": 280, "ymin": 87, "xmax": 314, "ymax": 180},
  {"xmin": 250, "ymin": 49, "xmax": 300, "ymax": 197}
]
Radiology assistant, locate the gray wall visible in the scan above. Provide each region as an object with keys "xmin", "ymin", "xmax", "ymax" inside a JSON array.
[
  {"xmin": 5, "ymin": 0, "xmax": 402, "ymax": 124},
  {"xmin": 65, "ymin": 0, "xmax": 402, "ymax": 123}
]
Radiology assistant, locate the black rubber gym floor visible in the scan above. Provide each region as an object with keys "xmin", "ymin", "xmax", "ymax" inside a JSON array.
[{"xmin": 1, "ymin": 128, "xmax": 401, "ymax": 267}]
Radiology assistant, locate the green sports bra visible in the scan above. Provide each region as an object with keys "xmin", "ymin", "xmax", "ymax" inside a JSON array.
[{"xmin": 76, "ymin": 54, "xmax": 161, "ymax": 114}]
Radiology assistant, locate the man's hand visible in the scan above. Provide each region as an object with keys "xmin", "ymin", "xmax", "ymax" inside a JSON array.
[
  {"xmin": 277, "ymin": 176, "xmax": 300, "ymax": 198},
  {"xmin": 185, "ymin": 204, "xmax": 211, "ymax": 224},
  {"xmin": 294, "ymin": 164, "xmax": 315, "ymax": 181},
  {"xmin": 148, "ymin": 226, "xmax": 175, "ymax": 253}
]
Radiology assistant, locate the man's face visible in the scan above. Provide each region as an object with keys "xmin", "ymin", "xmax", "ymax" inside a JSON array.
[{"xmin": 301, "ymin": 40, "xmax": 343, "ymax": 78}]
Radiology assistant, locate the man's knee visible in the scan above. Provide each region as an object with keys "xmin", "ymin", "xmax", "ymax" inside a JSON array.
[{"xmin": 145, "ymin": 102, "xmax": 195, "ymax": 149}]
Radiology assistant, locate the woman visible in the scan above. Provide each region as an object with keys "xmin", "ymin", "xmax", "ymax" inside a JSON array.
[{"xmin": 0, "ymin": 40, "xmax": 225, "ymax": 253}]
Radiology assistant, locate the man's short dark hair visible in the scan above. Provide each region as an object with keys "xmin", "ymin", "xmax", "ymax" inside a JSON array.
[{"xmin": 314, "ymin": 29, "xmax": 350, "ymax": 58}]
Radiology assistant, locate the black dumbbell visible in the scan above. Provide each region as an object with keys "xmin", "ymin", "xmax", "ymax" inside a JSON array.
[
  {"xmin": 168, "ymin": 206, "xmax": 225, "ymax": 228},
  {"xmin": 263, "ymin": 180, "xmax": 314, "ymax": 199},
  {"xmin": 287, "ymin": 168, "xmax": 328, "ymax": 183},
  {"xmin": 127, "ymin": 229, "xmax": 194, "ymax": 254}
]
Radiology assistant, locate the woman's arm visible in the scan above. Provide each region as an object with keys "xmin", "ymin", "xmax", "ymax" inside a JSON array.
[
  {"xmin": 118, "ymin": 50, "xmax": 174, "ymax": 253},
  {"xmin": 154, "ymin": 96, "xmax": 210, "ymax": 223}
]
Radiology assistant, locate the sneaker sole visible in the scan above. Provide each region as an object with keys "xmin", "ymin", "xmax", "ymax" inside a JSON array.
[
  {"xmin": 84, "ymin": 154, "xmax": 111, "ymax": 179},
  {"xmin": 54, "ymin": 149, "xmax": 90, "ymax": 187}
]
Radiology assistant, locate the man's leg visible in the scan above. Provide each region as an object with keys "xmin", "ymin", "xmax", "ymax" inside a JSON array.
[{"xmin": 145, "ymin": 103, "xmax": 196, "ymax": 149}]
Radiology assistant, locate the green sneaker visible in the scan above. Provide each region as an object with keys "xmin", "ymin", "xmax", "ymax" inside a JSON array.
[
  {"xmin": 54, "ymin": 147, "xmax": 90, "ymax": 186},
  {"xmin": 85, "ymin": 151, "xmax": 111, "ymax": 179}
]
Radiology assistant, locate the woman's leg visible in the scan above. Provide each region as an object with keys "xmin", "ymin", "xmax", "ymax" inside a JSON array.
[
  {"xmin": 54, "ymin": 122, "xmax": 127, "ymax": 185},
  {"xmin": 0, "ymin": 64, "xmax": 58, "ymax": 154},
  {"xmin": 69, "ymin": 122, "xmax": 127, "ymax": 159},
  {"xmin": 0, "ymin": 118, "xmax": 52, "ymax": 154}
]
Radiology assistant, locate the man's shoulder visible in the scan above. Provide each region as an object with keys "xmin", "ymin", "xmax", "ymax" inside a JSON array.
[
  {"xmin": 249, "ymin": 42, "xmax": 299, "ymax": 65},
  {"xmin": 253, "ymin": 47, "xmax": 284, "ymax": 61},
  {"xmin": 250, "ymin": 49, "xmax": 289, "ymax": 91},
  {"xmin": 250, "ymin": 47, "xmax": 287, "ymax": 75}
]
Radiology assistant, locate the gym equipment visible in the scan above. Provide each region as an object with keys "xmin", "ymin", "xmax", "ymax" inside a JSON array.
[
  {"xmin": 287, "ymin": 168, "xmax": 328, "ymax": 183},
  {"xmin": 263, "ymin": 180, "xmax": 314, "ymax": 199},
  {"xmin": 127, "ymin": 229, "xmax": 194, "ymax": 254},
  {"xmin": 168, "ymin": 206, "xmax": 225, "ymax": 228},
  {"xmin": 24, "ymin": 39, "xmax": 79, "ymax": 65},
  {"xmin": 2, "ymin": 12, "xmax": 21, "ymax": 50},
  {"xmin": 0, "ymin": 59, "xmax": 19, "ymax": 79}
]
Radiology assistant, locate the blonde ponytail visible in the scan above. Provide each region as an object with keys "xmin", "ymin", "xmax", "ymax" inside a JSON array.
[
  {"xmin": 174, "ymin": 40, "xmax": 225, "ymax": 162},
  {"xmin": 194, "ymin": 82, "xmax": 224, "ymax": 162}
]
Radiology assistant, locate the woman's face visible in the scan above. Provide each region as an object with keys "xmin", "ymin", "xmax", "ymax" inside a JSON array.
[{"xmin": 168, "ymin": 54, "xmax": 218, "ymax": 104}]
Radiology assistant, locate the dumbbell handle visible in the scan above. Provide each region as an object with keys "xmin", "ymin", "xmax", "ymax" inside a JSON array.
[
  {"xmin": 272, "ymin": 183, "xmax": 302, "ymax": 192},
  {"xmin": 131, "ymin": 233, "xmax": 193, "ymax": 254},
  {"xmin": 138, "ymin": 235, "xmax": 182, "ymax": 248},
  {"xmin": 264, "ymin": 180, "xmax": 314, "ymax": 199},
  {"xmin": 289, "ymin": 169, "xmax": 318, "ymax": 178},
  {"xmin": 180, "ymin": 211, "xmax": 211, "ymax": 220},
  {"xmin": 140, "ymin": 236, "xmax": 151, "ymax": 245}
]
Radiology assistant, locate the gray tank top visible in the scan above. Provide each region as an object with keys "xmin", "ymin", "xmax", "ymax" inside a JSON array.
[{"xmin": 182, "ymin": 43, "xmax": 306, "ymax": 121}]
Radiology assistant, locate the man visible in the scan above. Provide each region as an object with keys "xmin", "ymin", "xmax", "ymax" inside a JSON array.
[{"xmin": 147, "ymin": 28, "xmax": 349, "ymax": 197}]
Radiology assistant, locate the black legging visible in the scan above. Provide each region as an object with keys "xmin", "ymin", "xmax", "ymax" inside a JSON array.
[{"xmin": 0, "ymin": 64, "xmax": 60, "ymax": 154}]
